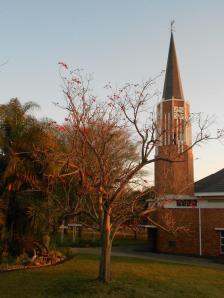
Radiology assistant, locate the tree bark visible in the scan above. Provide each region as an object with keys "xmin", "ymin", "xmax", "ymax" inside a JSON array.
[{"xmin": 98, "ymin": 211, "xmax": 112, "ymax": 283}]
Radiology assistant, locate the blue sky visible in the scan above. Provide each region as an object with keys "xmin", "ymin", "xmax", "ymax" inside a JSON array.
[{"xmin": 0, "ymin": 0, "xmax": 223, "ymax": 180}]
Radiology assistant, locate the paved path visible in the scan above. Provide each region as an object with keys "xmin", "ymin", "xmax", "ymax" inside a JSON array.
[{"xmin": 71, "ymin": 245, "xmax": 224, "ymax": 270}]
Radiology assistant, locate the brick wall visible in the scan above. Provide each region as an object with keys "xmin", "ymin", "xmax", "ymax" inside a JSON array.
[
  {"xmin": 155, "ymin": 147, "xmax": 194, "ymax": 195},
  {"xmin": 156, "ymin": 208, "xmax": 199, "ymax": 255},
  {"xmin": 155, "ymin": 208, "xmax": 224, "ymax": 257},
  {"xmin": 201, "ymin": 209, "xmax": 224, "ymax": 256}
]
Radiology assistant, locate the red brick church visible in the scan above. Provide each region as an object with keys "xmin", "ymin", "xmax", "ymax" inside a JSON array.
[{"xmin": 149, "ymin": 31, "xmax": 224, "ymax": 257}]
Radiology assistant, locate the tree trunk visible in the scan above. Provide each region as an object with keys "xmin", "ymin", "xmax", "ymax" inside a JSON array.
[
  {"xmin": 42, "ymin": 233, "xmax": 50, "ymax": 252},
  {"xmin": 98, "ymin": 212, "xmax": 112, "ymax": 283},
  {"xmin": 6, "ymin": 192, "xmax": 16, "ymax": 241}
]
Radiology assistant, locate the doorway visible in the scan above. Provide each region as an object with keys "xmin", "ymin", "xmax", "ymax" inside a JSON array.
[{"xmin": 148, "ymin": 227, "xmax": 158, "ymax": 252}]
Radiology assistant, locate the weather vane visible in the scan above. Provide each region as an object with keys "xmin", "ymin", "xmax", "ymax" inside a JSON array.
[{"xmin": 170, "ymin": 20, "xmax": 175, "ymax": 33}]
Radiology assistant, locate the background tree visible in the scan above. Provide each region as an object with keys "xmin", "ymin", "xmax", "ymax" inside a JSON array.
[
  {"xmin": 29, "ymin": 121, "xmax": 82, "ymax": 239},
  {"xmin": 0, "ymin": 98, "xmax": 45, "ymax": 254}
]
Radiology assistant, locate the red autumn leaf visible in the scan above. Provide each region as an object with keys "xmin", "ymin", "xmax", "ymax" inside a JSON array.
[
  {"xmin": 72, "ymin": 78, "xmax": 81, "ymax": 84},
  {"xmin": 58, "ymin": 61, "xmax": 68, "ymax": 69},
  {"xmin": 58, "ymin": 126, "xmax": 65, "ymax": 132}
]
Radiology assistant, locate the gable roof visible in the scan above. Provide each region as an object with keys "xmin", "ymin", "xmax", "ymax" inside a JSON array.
[{"xmin": 195, "ymin": 168, "xmax": 224, "ymax": 193}]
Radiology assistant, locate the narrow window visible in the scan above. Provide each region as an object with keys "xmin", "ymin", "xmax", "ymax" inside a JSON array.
[
  {"xmin": 220, "ymin": 231, "xmax": 224, "ymax": 254},
  {"xmin": 176, "ymin": 200, "xmax": 181, "ymax": 206},
  {"xmin": 168, "ymin": 240, "xmax": 176, "ymax": 248},
  {"xmin": 173, "ymin": 132, "xmax": 177, "ymax": 144}
]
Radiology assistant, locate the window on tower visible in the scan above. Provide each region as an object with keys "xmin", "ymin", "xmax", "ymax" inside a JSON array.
[{"xmin": 173, "ymin": 132, "xmax": 177, "ymax": 144}]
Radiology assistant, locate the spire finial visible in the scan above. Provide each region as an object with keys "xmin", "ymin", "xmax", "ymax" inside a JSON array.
[{"xmin": 170, "ymin": 20, "xmax": 175, "ymax": 34}]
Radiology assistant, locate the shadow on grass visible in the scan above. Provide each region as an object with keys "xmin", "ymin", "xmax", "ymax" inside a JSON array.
[{"xmin": 43, "ymin": 276, "xmax": 139, "ymax": 298}]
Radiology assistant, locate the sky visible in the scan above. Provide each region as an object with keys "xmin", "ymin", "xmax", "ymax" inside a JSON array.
[{"xmin": 0, "ymin": 0, "xmax": 223, "ymax": 181}]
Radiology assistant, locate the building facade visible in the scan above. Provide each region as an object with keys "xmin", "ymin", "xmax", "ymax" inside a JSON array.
[{"xmin": 151, "ymin": 32, "xmax": 224, "ymax": 258}]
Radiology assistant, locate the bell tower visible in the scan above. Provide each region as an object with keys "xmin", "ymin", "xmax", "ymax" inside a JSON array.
[{"xmin": 154, "ymin": 31, "xmax": 194, "ymax": 196}]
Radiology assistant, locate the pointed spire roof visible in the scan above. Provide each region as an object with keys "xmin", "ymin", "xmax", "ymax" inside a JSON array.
[{"xmin": 162, "ymin": 32, "xmax": 184, "ymax": 100}]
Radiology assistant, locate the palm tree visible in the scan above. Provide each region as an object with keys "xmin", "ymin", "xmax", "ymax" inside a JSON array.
[{"xmin": 0, "ymin": 98, "xmax": 44, "ymax": 255}]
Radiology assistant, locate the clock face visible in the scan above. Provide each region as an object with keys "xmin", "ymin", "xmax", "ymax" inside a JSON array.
[{"xmin": 173, "ymin": 106, "xmax": 184, "ymax": 119}]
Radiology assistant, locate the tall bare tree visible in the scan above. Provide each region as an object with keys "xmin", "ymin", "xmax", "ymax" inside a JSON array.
[{"xmin": 58, "ymin": 64, "xmax": 223, "ymax": 283}]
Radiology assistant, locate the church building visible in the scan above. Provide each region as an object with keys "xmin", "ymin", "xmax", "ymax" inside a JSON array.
[{"xmin": 150, "ymin": 31, "xmax": 224, "ymax": 258}]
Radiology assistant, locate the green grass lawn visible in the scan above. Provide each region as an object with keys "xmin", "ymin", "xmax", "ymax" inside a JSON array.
[{"xmin": 0, "ymin": 254, "xmax": 224, "ymax": 298}]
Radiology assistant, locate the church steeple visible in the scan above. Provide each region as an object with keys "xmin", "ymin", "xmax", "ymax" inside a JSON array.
[
  {"xmin": 162, "ymin": 32, "xmax": 184, "ymax": 100},
  {"xmin": 155, "ymin": 28, "xmax": 194, "ymax": 196}
]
